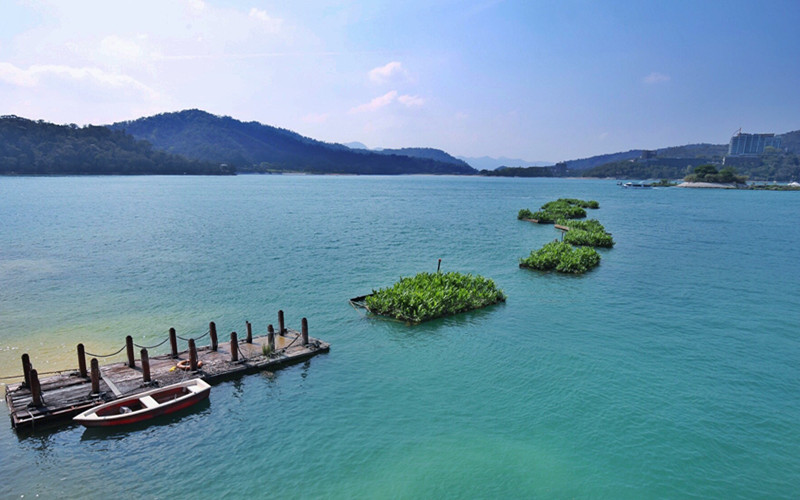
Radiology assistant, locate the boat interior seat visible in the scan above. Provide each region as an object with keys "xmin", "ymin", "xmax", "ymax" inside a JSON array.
[{"xmin": 140, "ymin": 395, "xmax": 159, "ymax": 409}]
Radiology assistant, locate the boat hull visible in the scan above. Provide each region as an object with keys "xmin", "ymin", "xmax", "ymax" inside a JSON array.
[{"xmin": 73, "ymin": 379, "xmax": 210, "ymax": 427}]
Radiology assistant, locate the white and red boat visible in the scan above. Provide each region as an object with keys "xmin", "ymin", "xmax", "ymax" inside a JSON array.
[{"xmin": 73, "ymin": 378, "xmax": 211, "ymax": 427}]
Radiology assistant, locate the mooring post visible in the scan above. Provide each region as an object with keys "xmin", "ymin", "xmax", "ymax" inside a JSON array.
[
  {"xmin": 126, "ymin": 335, "xmax": 136, "ymax": 368},
  {"xmin": 246, "ymin": 321, "xmax": 253, "ymax": 343},
  {"xmin": 230, "ymin": 332, "xmax": 239, "ymax": 361},
  {"xmin": 77, "ymin": 343, "xmax": 87, "ymax": 378},
  {"xmin": 189, "ymin": 339, "xmax": 198, "ymax": 371},
  {"xmin": 278, "ymin": 310, "xmax": 285, "ymax": 334},
  {"xmin": 141, "ymin": 348, "xmax": 151, "ymax": 382},
  {"xmin": 169, "ymin": 327, "xmax": 178, "ymax": 358},
  {"xmin": 90, "ymin": 358, "xmax": 100, "ymax": 394},
  {"xmin": 210, "ymin": 321, "xmax": 218, "ymax": 351},
  {"xmin": 301, "ymin": 317, "xmax": 309, "ymax": 345},
  {"xmin": 21, "ymin": 353, "xmax": 32, "ymax": 388},
  {"xmin": 268, "ymin": 330, "xmax": 275, "ymax": 352},
  {"xmin": 29, "ymin": 369, "xmax": 43, "ymax": 407}
]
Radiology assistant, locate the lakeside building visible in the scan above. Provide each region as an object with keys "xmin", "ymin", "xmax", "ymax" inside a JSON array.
[{"xmin": 728, "ymin": 131, "xmax": 781, "ymax": 156}]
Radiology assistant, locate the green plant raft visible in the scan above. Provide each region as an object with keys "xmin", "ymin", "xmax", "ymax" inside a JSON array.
[{"xmin": 365, "ymin": 271, "xmax": 506, "ymax": 323}]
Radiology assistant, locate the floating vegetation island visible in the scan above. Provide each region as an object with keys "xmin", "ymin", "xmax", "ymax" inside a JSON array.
[
  {"xmin": 363, "ymin": 271, "xmax": 506, "ymax": 324},
  {"xmin": 518, "ymin": 198, "xmax": 608, "ymax": 274},
  {"xmin": 518, "ymin": 198, "xmax": 599, "ymax": 223}
]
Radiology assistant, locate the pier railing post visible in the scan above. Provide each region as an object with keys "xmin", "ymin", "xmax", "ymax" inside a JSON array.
[
  {"xmin": 29, "ymin": 369, "xmax": 43, "ymax": 407},
  {"xmin": 126, "ymin": 335, "xmax": 136, "ymax": 368},
  {"xmin": 77, "ymin": 343, "xmax": 87, "ymax": 378},
  {"xmin": 90, "ymin": 358, "xmax": 100, "ymax": 394},
  {"xmin": 230, "ymin": 332, "xmax": 239, "ymax": 362},
  {"xmin": 278, "ymin": 310, "xmax": 285, "ymax": 334},
  {"xmin": 141, "ymin": 348, "xmax": 151, "ymax": 383},
  {"xmin": 246, "ymin": 321, "xmax": 253, "ymax": 344},
  {"xmin": 169, "ymin": 327, "xmax": 178, "ymax": 358},
  {"xmin": 21, "ymin": 353, "xmax": 31, "ymax": 388},
  {"xmin": 189, "ymin": 339, "xmax": 198, "ymax": 371},
  {"xmin": 210, "ymin": 321, "xmax": 218, "ymax": 351},
  {"xmin": 302, "ymin": 318, "xmax": 309, "ymax": 345}
]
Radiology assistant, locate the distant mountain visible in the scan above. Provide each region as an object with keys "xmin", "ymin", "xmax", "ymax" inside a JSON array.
[
  {"xmin": 376, "ymin": 147, "xmax": 472, "ymax": 168},
  {"xmin": 0, "ymin": 115, "xmax": 229, "ymax": 175},
  {"xmin": 343, "ymin": 141, "xmax": 368, "ymax": 150},
  {"xmin": 110, "ymin": 110, "xmax": 476, "ymax": 175},
  {"xmin": 458, "ymin": 156, "xmax": 553, "ymax": 170}
]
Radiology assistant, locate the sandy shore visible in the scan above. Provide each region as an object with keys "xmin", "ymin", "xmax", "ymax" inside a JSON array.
[{"xmin": 676, "ymin": 182, "xmax": 738, "ymax": 189}]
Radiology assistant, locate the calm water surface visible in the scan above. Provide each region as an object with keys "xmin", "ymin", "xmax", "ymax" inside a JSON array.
[{"xmin": 1, "ymin": 176, "xmax": 799, "ymax": 498}]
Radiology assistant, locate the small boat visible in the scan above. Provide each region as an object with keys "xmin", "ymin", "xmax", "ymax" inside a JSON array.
[
  {"xmin": 73, "ymin": 378, "xmax": 211, "ymax": 427},
  {"xmin": 621, "ymin": 182, "xmax": 652, "ymax": 189}
]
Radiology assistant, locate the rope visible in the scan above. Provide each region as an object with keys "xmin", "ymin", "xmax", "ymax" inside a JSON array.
[
  {"xmin": 277, "ymin": 334, "xmax": 302, "ymax": 354},
  {"xmin": 85, "ymin": 344, "xmax": 126, "ymax": 358},
  {"xmin": 177, "ymin": 329, "xmax": 210, "ymax": 342},
  {"xmin": 133, "ymin": 336, "xmax": 170, "ymax": 350}
]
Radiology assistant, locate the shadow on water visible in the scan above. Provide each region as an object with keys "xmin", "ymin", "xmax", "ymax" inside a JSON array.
[{"xmin": 78, "ymin": 398, "xmax": 211, "ymax": 441}]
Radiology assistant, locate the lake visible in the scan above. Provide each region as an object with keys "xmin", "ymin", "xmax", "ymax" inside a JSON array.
[{"xmin": 1, "ymin": 175, "xmax": 799, "ymax": 498}]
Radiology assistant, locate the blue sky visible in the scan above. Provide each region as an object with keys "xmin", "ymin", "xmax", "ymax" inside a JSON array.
[{"xmin": 1, "ymin": 0, "xmax": 799, "ymax": 162}]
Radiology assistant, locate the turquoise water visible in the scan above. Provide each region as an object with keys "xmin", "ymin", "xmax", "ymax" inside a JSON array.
[{"xmin": 1, "ymin": 176, "xmax": 799, "ymax": 498}]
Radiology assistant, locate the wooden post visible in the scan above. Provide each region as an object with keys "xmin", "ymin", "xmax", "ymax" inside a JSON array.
[
  {"xmin": 90, "ymin": 358, "xmax": 100, "ymax": 394},
  {"xmin": 210, "ymin": 321, "xmax": 218, "ymax": 351},
  {"xmin": 169, "ymin": 327, "xmax": 178, "ymax": 358},
  {"xmin": 246, "ymin": 321, "xmax": 253, "ymax": 343},
  {"xmin": 301, "ymin": 317, "xmax": 309, "ymax": 345},
  {"xmin": 268, "ymin": 324, "xmax": 274, "ymax": 334},
  {"xmin": 141, "ymin": 348, "xmax": 151, "ymax": 382},
  {"xmin": 77, "ymin": 343, "xmax": 87, "ymax": 378},
  {"xmin": 21, "ymin": 353, "xmax": 31, "ymax": 388},
  {"xmin": 189, "ymin": 339, "xmax": 198, "ymax": 371},
  {"xmin": 29, "ymin": 369, "xmax": 43, "ymax": 407},
  {"xmin": 268, "ymin": 331, "xmax": 275, "ymax": 352},
  {"xmin": 126, "ymin": 335, "xmax": 136, "ymax": 368},
  {"xmin": 278, "ymin": 310, "xmax": 285, "ymax": 334},
  {"xmin": 230, "ymin": 332, "xmax": 239, "ymax": 362}
]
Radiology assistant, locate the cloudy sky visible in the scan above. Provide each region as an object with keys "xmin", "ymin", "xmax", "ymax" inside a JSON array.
[{"xmin": 1, "ymin": 0, "xmax": 799, "ymax": 162}]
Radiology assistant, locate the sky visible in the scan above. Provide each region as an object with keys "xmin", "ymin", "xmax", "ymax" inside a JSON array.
[{"xmin": 1, "ymin": 0, "xmax": 799, "ymax": 162}]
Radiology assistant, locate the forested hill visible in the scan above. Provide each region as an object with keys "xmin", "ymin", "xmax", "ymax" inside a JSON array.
[
  {"xmin": 0, "ymin": 115, "xmax": 229, "ymax": 175},
  {"xmin": 371, "ymin": 147, "xmax": 472, "ymax": 169},
  {"xmin": 110, "ymin": 110, "xmax": 477, "ymax": 175}
]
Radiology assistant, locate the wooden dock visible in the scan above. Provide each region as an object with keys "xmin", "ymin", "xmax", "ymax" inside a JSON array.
[{"xmin": 4, "ymin": 315, "xmax": 329, "ymax": 430}]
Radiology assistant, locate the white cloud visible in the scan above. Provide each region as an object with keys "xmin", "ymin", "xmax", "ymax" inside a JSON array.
[
  {"xmin": 369, "ymin": 61, "xmax": 407, "ymax": 84},
  {"xmin": 351, "ymin": 90, "xmax": 398, "ymax": 113},
  {"xmin": 398, "ymin": 94, "xmax": 424, "ymax": 107},
  {"xmin": 0, "ymin": 62, "xmax": 158, "ymax": 99},
  {"xmin": 643, "ymin": 72, "xmax": 670, "ymax": 84},
  {"xmin": 350, "ymin": 90, "xmax": 427, "ymax": 113},
  {"xmin": 249, "ymin": 8, "xmax": 284, "ymax": 32}
]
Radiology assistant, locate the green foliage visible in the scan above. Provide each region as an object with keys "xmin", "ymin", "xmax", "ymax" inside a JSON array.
[
  {"xmin": 0, "ymin": 115, "xmax": 232, "ymax": 175},
  {"xmin": 530, "ymin": 198, "xmax": 595, "ymax": 223},
  {"xmin": 519, "ymin": 241, "xmax": 601, "ymax": 274},
  {"xmin": 518, "ymin": 208, "xmax": 535, "ymax": 220},
  {"xmin": 684, "ymin": 164, "xmax": 748, "ymax": 184},
  {"xmin": 364, "ymin": 271, "xmax": 506, "ymax": 323},
  {"xmin": 556, "ymin": 218, "xmax": 615, "ymax": 248},
  {"xmin": 262, "ymin": 343, "xmax": 273, "ymax": 356}
]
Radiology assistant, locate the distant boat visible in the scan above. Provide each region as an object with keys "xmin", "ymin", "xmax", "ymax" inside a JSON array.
[
  {"xmin": 621, "ymin": 182, "xmax": 652, "ymax": 189},
  {"xmin": 73, "ymin": 378, "xmax": 210, "ymax": 427}
]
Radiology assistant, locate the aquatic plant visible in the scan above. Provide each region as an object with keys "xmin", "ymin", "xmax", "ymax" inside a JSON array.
[
  {"xmin": 365, "ymin": 271, "xmax": 506, "ymax": 323},
  {"xmin": 556, "ymin": 218, "xmax": 615, "ymax": 247},
  {"xmin": 518, "ymin": 208, "xmax": 535, "ymax": 220},
  {"xmin": 519, "ymin": 240, "xmax": 601, "ymax": 274}
]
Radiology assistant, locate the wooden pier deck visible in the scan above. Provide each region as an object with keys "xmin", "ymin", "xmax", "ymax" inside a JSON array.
[{"xmin": 5, "ymin": 323, "xmax": 329, "ymax": 431}]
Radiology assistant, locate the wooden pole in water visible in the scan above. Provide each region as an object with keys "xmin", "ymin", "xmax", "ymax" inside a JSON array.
[
  {"xmin": 437, "ymin": 258, "xmax": 442, "ymax": 272},
  {"xmin": 90, "ymin": 358, "xmax": 100, "ymax": 394},
  {"xmin": 230, "ymin": 332, "xmax": 239, "ymax": 362},
  {"xmin": 278, "ymin": 310, "xmax": 285, "ymax": 334},
  {"xmin": 29, "ymin": 369, "xmax": 43, "ymax": 407},
  {"xmin": 77, "ymin": 343, "xmax": 87, "ymax": 378},
  {"xmin": 301, "ymin": 318, "xmax": 309, "ymax": 345},
  {"xmin": 141, "ymin": 348, "xmax": 151, "ymax": 382},
  {"xmin": 169, "ymin": 327, "xmax": 178, "ymax": 358},
  {"xmin": 126, "ymin": 335, "xmax": 136, "ymax": 368},
  {"xmin": 246, "ymin": 321, "xmax": 253, "ymax": 343},
  {"xmin": 210, "ymin": 321, "xmax": 218, "ymax": 351},
  {"xmin": 268, "ymin": 330, "xmax": 275, "ymax": 352},
  {"xmin": 189, "ymin": 339, "xmax": 198, "ymax": 371},
  {"xmin": 21, "ymin": 353, "xmax": 31, "ymax": 388}
]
